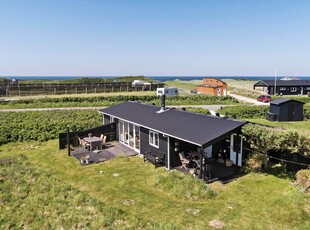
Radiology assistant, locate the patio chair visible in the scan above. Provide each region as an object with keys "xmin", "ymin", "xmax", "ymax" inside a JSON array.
[
  {"xmin": 179, "ymin": 152, "xmax": 191, "ymax": 169},
  {"xmin": 100, "ymin": 135, "xmax": 107, "ymax": 148},
  {"xmin": 78, "ymin": 137, "xmax": 90, "ymax": 152}
]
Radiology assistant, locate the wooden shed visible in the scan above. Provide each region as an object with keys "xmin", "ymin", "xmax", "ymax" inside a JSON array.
[{"xmin": 269, "ymin": 98, "xmax": 304, "ymax": 121}]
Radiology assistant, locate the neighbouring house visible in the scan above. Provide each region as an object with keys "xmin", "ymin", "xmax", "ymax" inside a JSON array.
[
  {"xmin": 267, "ymin": 98, "xmax": 304, "ymax": 122},
  {"xmin": 253, "ymin": 79, "xmax": 310, "ymax": 95},
  {"xmin": 195, "ymin": 78, "xmax": 228, "ymax": 96},
  {"xmin": 280, "ymin": 77, "xmax": 300, "ymax": 81},
  {"xmin": 99, "ymin": 100, "xmax": 248, "ymax": 180}
]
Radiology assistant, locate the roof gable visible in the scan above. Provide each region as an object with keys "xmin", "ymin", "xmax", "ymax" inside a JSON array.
[
  {"xmin": 270, "ymin": 98, "xmax": 304, "ymax": 105},
  {"xmin": 254, "ymin": 80, "xmax": 310, "ymax": 87}
]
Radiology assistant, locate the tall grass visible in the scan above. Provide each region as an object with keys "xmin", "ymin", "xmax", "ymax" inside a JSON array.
[
  {"xmin": 0, "ymin": 155, "xmax": 127, "ymax": 229},
  {"xmin": 0, "ymin": 141, "xmax": 309, "ymax": 229},
  {"xmin": 153, "ymin": 170, "xmax": 216, "ymax": 201}
]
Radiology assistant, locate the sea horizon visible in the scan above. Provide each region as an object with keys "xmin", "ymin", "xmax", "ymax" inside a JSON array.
[{"xmin": 3, "ymin": 75, "xmax": 310, "ymax": 82}]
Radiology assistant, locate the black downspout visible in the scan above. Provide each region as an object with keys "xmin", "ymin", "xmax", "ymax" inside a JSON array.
[
  {"xmin": 66, "ymin": 125, "xmax": 70, "ymax": 157},
  {"xmin": 235, "ymin": 135, "xmax": 240, "ymax": 174}
]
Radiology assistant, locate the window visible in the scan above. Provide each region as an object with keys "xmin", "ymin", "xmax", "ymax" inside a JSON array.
[
  {"xmin": 280, "ymin": 87, "xmax": 286, "ymax": 91},
  {"xmin": 291, "ymin": 87, "xmax": 297, "ymax": 92},
  {"xmin": 149, "ymin": 130, "xmax": 159, "ymax": 148},
  {"xmin": 110, "ymin": 116, "xmax": 115, "ymax": 122}
]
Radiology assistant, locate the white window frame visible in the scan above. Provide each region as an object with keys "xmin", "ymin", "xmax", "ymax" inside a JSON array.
[
  {"xmin": 149, "ymin": 130, "xmax": 159, "ymax": 148},
  {"xmin": 291, "ymin": 87, "xmax": 297, "ymax": 92}
]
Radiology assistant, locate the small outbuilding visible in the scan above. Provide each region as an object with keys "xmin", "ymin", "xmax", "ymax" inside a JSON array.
[{"xmin": 268, "ymin": 98, "xmax": 304, "ymax": 122}]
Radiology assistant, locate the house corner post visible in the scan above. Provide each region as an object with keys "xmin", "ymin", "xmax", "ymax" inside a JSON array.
[
  {"xmin": 167, "ymin": 136, "xmax": 171, "ymax": 170},
  {"xmin": 199, "ymin": 147, "xmax": 203, "ymax": 179}
]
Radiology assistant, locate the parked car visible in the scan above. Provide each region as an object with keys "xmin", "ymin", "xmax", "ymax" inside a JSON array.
[{"xmin": 257, "ymin": 95, "xmax": 272, "ymax": 103}]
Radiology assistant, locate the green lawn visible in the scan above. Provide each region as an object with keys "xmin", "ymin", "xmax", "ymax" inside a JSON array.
[{"xmin": 1, "ymin": 140, "xmax": 309, "ymax": 229}]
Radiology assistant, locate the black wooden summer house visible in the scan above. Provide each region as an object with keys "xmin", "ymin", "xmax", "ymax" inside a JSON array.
[
  {"xmin": 253, "ymin": 80, "xmax": 310, "ymax": 95},
  {"xmin": 99, "ymin": 100, "xmax": 248, "ymax": 179}
]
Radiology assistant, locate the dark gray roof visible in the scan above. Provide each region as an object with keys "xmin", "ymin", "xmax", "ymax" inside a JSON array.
[
  {"xmin": 254, "ymin": 80, "xmax": 310, "ymax": 87},
  {"xmin": 100, "ymin": 102, "xmax": 246, "ymax": 146},
  {"xmin": 270, "ymin": 98, "xmax": 304, "ymax": 105}
]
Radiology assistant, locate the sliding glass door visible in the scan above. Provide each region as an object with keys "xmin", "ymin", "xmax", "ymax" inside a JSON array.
[{"xmin": 118, "ymin": 120, "xmax": 140, "ymax": 153}]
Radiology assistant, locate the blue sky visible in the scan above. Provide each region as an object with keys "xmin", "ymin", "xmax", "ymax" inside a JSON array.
[{"xmin": 1, "ymin": 0, "xmax": 309, "ymax": 76}]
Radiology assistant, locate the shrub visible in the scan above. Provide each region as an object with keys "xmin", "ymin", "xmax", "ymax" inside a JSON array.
[
  {"xmin": 296, "ymin": 170, "xmax": 310, "ymax": 192},
  {"xmin": 242, "ymin": 123, "xmax": 310, "ymax": 157},
  {"xmin": 219, "ymin": 105, "xmax": 268, "ymax": 119},
  {"xmin": 303, "ymin": 104, "xmax": 310, "ymax": 118},
  {"xmin": 245, "ymin": 152, "xmax": 269, "ymax": 172},
  {"xmin": 0, "ymin": 110, "xmax": 102, "ymax": 146},
  {"xmin": 186, "ymin": 107, "xmax": 210, "ymax": 115}
]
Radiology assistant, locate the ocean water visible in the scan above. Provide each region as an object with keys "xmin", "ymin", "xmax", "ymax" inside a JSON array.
[{"xmin": 4, "ymin": 76, "xmax": 310, "ymax": 82}]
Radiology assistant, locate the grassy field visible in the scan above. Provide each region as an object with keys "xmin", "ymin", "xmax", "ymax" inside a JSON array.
[
  {"xmin": 3, "ymin": 91, "xmax": 156, "ymax": 100},
  {"xmin": 1, "ymin": 140, "xmax": 309, "ymax": 229},
  {"xmin": 245, "ymin": 118, "xmax": 310, "ymax": 136},
  {"xmin": 165, "ymin": 79, "xmax": 264, "ymax": 99}
]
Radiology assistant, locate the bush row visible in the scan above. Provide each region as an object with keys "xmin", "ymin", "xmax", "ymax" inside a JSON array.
[
  {"xmin": 218, "ymin": 105, "xmax": 269, "ymax": 119},
  {"xmin": 1, "ymin": 95, "xmax": 239, "ymax": 108},
  {"xmin": 242, "ymin": 123, "xmax": 310, "ymax": 157},
  {"xmin": 217, "ymin": 103, "xmax": 310, "ymax": 120},
  {"xmin": 0, "ymin": 110, "xmax": 102, "ymax": 145},
  {"xmin": 185, "ymin": 107, "xmax": 210, "ymax": 115}
]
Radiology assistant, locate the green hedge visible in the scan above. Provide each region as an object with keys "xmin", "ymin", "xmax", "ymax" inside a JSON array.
[
  {"xmin": 1, "ymin": 95, "xmax": 239, "ymax": 108},
  {"xmin": 0, "ymin": 110, "xmax": 102, "ymax": 145},
  {"xmin": 218, "ymin": 105, "xmax": 268, "ymax": 119},
  {"xmin": 186, "ymin": 107, "xmax": 210, "ymax": 115},
  {"xmin": 303, "ymin": 105, "xmax": 310, "ymax": 118}
]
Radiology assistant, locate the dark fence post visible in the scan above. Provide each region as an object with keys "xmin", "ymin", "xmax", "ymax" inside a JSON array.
[{"xmin": 67, "ymin": 125, "xmax": 70, "ymax": 157}]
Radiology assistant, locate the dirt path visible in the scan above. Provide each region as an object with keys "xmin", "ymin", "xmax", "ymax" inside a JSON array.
[{"xmin": 228, "ymin": 92, "xmax": 269, "ymax": 106}]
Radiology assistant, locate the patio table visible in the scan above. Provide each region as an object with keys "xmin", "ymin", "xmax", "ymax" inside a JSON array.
[
  {"xmin": 83, "ymin": 136, "xmax": 102, "ymax": 151},
  {"xmin": 187, "ymin": 151, "xmax": 201, "ymax": 160}
]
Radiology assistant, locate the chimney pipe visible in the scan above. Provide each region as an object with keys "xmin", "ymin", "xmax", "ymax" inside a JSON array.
[{"xmin": 161, "ymin": 94, "xmax": 166, "ymax": 111}]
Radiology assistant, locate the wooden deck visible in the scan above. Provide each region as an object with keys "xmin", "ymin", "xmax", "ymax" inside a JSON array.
[{"xmin": 72, "ymin": 141, "xmax": 138, "ymax": 165}]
